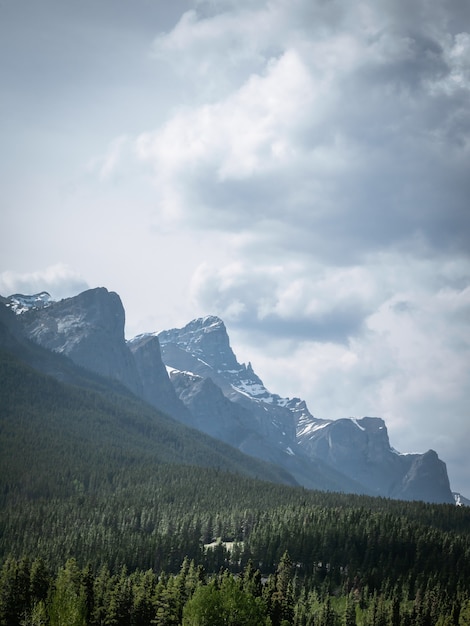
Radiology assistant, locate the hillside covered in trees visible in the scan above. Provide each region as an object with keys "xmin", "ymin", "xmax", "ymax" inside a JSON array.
[{"xmin": 1, "ymin": 340, "xmax": 470, "ymax": 624}]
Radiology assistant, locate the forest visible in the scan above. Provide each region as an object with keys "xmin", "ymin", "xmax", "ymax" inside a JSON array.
[{"xmin": 1, "ymin": 349, "xmax": 470, "ymax": 624}]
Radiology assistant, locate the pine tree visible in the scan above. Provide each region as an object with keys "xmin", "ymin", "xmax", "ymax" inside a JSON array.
[
  {"xmin": 29, "ymin": 559, "xmax": 50, "ymax": 607},
  {"xmin": 344, "ymin": 594, "xmax": 357, "ymax": 626},
  {"xmin": 0, "ymin": 556, "xmax": 30, "ymax": 626},
  {"xmin": 269, "ymin": 551, "xmax": 295, "ymax": 626},
  {"xmin": 319, "ymin": 596, "xmax": 336, "ymax": 626},
  {"xmin": 130, "ymin": 569, "xmax": 156, "ymax": 626},
  {"xmin": 106, "ymin": 566, "xmax": 133, "ymax": 626},
  {"xmin": 459, "ymin": 599, "xmax": 470, "ymax": 626},
  {"xmin": 48, "ymin": 559, "xmax": 87, "ymax": 626},
  {"xmin": 91, "ymin": 564, "xmax": 113, "ymax": 626}
]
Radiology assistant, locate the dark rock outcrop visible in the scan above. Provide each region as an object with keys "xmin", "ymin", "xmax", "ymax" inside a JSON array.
[
  {"xmin": 396, "ymin": 449, "xmax": 453, "ymax": 504},
  {"xmin": 128, "ymin": 333, "xmax": 192, "ymax": 424}
]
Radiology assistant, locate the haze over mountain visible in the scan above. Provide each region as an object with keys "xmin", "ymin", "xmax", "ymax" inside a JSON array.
[{"xmin": 3, "ymin": 287, "xmax": 456, "ymax": 504}]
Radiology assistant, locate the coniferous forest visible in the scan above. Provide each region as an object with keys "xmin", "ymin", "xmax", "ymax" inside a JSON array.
[{"xmin": 1, "ymin": 349, "xmax": 470, "ymax": 625}]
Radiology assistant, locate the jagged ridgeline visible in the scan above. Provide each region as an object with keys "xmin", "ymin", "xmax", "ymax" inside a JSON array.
[
  {"xmin": 3, "ymin": 286, "xmax": 454, "ymax": 503},
  {"xmin": 1, "ymin": 288, "xmax": 470, "ymax": 625}
]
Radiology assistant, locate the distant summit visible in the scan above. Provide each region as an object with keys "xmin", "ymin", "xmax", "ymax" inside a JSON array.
[
  {"xmin": 4, "ymin": 291, "xmax": 53, "ymax": 314},
  {"xmin": 159, "ymin": 315, "xmax": 239, "ymax": 373}
]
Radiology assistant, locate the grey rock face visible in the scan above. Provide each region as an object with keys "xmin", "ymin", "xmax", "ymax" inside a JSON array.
[
  {"xmin": 158, "ymin": 317, "xmax": 297, "ymax": 448},
  {"xmin": 159, "ymin": 316, "xmax": 239, "ymax": 373},
  {"xmin": 128, "ymin": 333, "xmax": 192, "ymax": 424},
  {"xmin": 297, "ymin": 415, "xmax": 454, "ymax": 502},
  {"xmin": 168, "ymin": 369, "xmax": 257, "ymax": 446},
  {"xmin": 395, "ymin": 450, "xmax": 453, "ymax": 503},
  {"xmin": 297, "ymin": 416, "xmax": 394, "ymax": 487},
  {"xmin": 158, "ymin": 318, "xmax": 368, "ymax": 493},
  {"xmin": 16, "ymin": 287, "xmax": 143, "ymax": 396},
  {"xmin": 167, "ymin": 368, "xmax": 368, "ymax": 493}
]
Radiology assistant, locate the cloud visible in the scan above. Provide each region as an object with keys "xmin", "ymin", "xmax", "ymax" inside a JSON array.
[
  {"xmin": 135, "ymin": 48, "xmax": 316, "ymax": 226},
  {"xmin": 190, "ymin": 260, "xmax": 378, "ymax": 343},
  {"xmin": 133, "ymin": 0, "xmax": 470, "ymax": 264},
  {"xmin": 0, "ymin": 264, "xmax": 89, "ymax": 300},
  {"xmin": 87, "ymin": 135, "xmax": 132, "ymax": 182}
]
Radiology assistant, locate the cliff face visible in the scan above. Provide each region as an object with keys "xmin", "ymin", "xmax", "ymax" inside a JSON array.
[
  {"xmin": 128, "ymin": 333, "xmax": 192, "ymax": 424},
  {"xmin": 395, "ymin": 450, "xmax": 453, "ymax": 504},
  {"xmin": 16, "ymin": 287, "xmax": 143, "ymax": 396},
  {"xmin": 296, "ymin": 416, "xmax": 454, "ymax": 503}
]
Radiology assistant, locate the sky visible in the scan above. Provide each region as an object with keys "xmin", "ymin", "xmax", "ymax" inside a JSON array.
[{"xmin": 1, "ymin": 0, "xmax": 469, "ymax": 495}]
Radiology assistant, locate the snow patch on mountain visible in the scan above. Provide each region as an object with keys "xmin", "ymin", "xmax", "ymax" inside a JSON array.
[
  {"xmin": 297, "ymin": 418, "xmax": 331, "ymax": 438},
  {"xmin": 6, "ymin": 292, "xmax": 54, "ymax": 314},
  {"xmin": 166, "ymin": 364, "xmax": 202, "ymax": 383}
]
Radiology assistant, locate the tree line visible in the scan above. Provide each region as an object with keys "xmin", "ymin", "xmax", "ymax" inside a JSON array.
[{"xmin": 2, "ymin": 552, "xmax": 470, "ymax": 625}]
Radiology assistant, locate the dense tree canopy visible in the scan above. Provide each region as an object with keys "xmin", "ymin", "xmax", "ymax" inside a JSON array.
[{"xmin": 1, "ymin": 349, "xmax": 470, "ymax": 625}]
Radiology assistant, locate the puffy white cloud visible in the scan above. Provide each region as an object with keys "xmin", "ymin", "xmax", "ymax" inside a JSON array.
[
  {"xmin": 134, "ymin": 0, "xmax": 470, "ymax": 264},
  {"xmin": 0, "ymin": 264, "xmax": 89, "ymax": 300},
  {"xmin": 190, "ymin": 259, "xmax": 377, "ymax": 341}
]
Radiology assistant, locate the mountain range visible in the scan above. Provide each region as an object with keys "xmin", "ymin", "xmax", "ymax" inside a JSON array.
[{"xmin": 1, "ymin": 287, "xmax": 456, "ymax": 504}]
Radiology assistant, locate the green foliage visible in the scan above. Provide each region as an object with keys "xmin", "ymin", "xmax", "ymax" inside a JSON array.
[
  {"xmin": 48, "ymin": 558, "xmax": 87, "ymax": 626},
  {"xmin": 1, "ymin": 343, "xmax": 470, "ymax": 625},
  {"xmin": 182, "ymin": 574, "xmax": 266, "ymax": 625},
  {"xmin": 1, "ymin": 555, "xmax": 468, "ymax": 626}
]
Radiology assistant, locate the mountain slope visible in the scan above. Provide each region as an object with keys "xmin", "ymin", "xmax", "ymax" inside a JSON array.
[{"xmin": 0, "ymin": 349, "xmax": 297, "ymax": 498}]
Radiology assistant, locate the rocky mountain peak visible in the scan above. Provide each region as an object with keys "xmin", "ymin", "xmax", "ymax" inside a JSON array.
[
  {"xmin": 15, "ymin": 287, "xmax": 142, "ymax": 395},
  {"xmin": 399, "ymin": 450, "xmax": 453, "ymax": 503},
  {"xmin": 158, "ymin": 313, "xmax": 454, "ymax": 503},
  {"xmin": 157, "ymin": 316, "xmax": 287, "ymax": 407},
  {"xmin": 158, "ymin": 315, "xmax": 239, "ymax": 373},
  {"xmin": 17, "ymin": 287, "xmax": 125, "ymax": 350}
]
